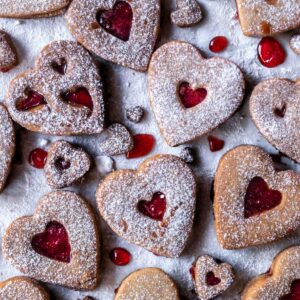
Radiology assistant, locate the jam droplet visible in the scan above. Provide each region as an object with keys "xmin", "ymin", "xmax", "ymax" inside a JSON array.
[
  {"xmin": 16, "ymin": 90, "xmax": 46, "ymax": 111},
  {"xmin": 179, "ymin": 82, "xmax": 207, "ymax": 108},
  {"xmin": 51, "ymin": 58, "xmax": 67, "ymax": 75},
  {"xmin": 274, "ymin": 104, "xmax": 286, "ymax": 118},
  {"xmin": 209, "ymin": 36, "xmax": 228, "ymax": 53},
  {"xmin": 138, "ymin": 192, "xmax": 166, "ymax": 221},
  {"xmin": 31, "ymin": 221, "xmax": 71, "ymax": 263},
  {"xmin": 110, "ymin": 247, "xmax": 131, "ymax": 266},
  {"xmin": 258, "ymin": 37, "xmax": 286, "ymax": 68},
  {"xmin": 126, "ymin": 134, "xmax": 155, "ymax": 159},
  {"xmin": 206, "ymin": 272, "xmax": 221, "ymax": 286},
  {"xmin": 189, "ymin": 266, "xmax": 195, "ymax": 279},
  {"xmin": 208, "ymin": 136, "xmax": 225, "ymax": 152},
  {"xmin": 63, "ymin": 87, "xmax": 93, "ymax": 111},
  {"xmin": 281, "ymin": 280, "xmax": 300, "ymax": 300},
  {"xmin": 97, "ymin": 1, "xmax": 133, "ymax": 41},
  {"xmin": 244, "ymin": 176, "xmax": 282, "ymax": 218},
  {"xmin": 55, "ymin": 157, "xmax": 71, "ymax": 170},
  {"xmin": 29, "ymin": 148, "xmax": 48, "ymax": 169}
]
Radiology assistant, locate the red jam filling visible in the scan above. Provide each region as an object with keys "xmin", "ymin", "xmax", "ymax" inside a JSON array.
[
  {"xmin": 281, "ymin": 280, "xmax": 300, "ymax": 300},
  {"xmin": 29, "ymin": 148, "xmax": 48, "ymax": 169},
  {"xmin": 179, "ymin": 82, "xmax": 207, "ymax": 108},
  {"xmin": 208, "ymin": 136, "xmax": 225, "ymax": 152},
  {"xmin": 274, "ymin": 104, "xmax": 286, "ymax": 118},
  {"xmin": 109, "ymin": 247, "xmax": 131, "ymax": 266},
  {"xmin": 63, "ymin": 87, "xmax": 93, "ymax": 111},
  {"xmin": 16, "ymin": 90, "xmax": 46, "ymax": 111},
  {"xmin": 126, "ymin": 134, "xmax": 155, "ymax": 159},
  {"xmin": 138, "ymin": 192, "xmax": 166, "ymax": 221},
  {"xmin": 209, "ymin": 36, "xmax": 228, "ymax": 53},
  {"xmin": 206, "ymin": 272, "xmax": 221, "ymax": 286},
  {"xmin": 189, "ymin": 266, "xmax": 196, "ymax": 279},
  {"xmin": 55, "ymin": 157, "xmax": 71, "ymax": 170},
  {"xmin": 51, "ymin": 58, "xmax": 67, "ymax": 75}
]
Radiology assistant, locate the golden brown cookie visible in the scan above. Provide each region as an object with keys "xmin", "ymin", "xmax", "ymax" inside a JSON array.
[{"xmin": 0, "ymin": 30, "xmax": 18, "ymax": 72}]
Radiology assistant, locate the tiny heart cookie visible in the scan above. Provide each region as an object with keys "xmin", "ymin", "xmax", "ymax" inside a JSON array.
[
  {"xmin": 2, "ymin": 191, "xmax": 100, "ymax": 290},
  {"xmin": 242, "ymin": 246, "xmax": 300, "ymax": 300},
  {"xmin": 115, "ymin": 268, "xmax": 180, "ymax": 300},
  {"xmin": 148, "ymin": 41, "xmax": 245, "ymax": 146},
  {"xmin": 250, "ymin": 78, "xmax": 300, "ymax": 163},
  {"xmin": 191, "ymin": 255, "xmax": 235, "ymax": 300},
  {"xmin": 0, "ymin": 276, "xmax": 50, "ymax": 300},
  {"xmin": 44, "ymin": 140, "xmax": 91, "ymax": 189},
  {"xmin": 214, "ymin": 145, "xmax": 300, "ymax": 249},
  {"xmin": 236, "ymin": 0, "xmax": 300, "ymax": 36},
  {"xmin": 290, "ymin": 34, "xmax": 300, "ymax": 56},
  {"xmin": 96, "ymin": 154, "xmax": 196, "ymax": 257},
  {"xmin": 0, "ymin": 30, "xmax": 18, "ymax": 72},
  {"xmin": 5, "ymin": 40, "xmax": 105, "ymax": 135},
  {"xmin": 66, "ymin": 0, "xmax": 160, "ymax": 72}
]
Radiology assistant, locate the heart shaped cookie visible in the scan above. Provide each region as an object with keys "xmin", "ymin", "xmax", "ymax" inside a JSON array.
[
  {"xmin": 44, "ymin": 141, "xmax": 91, "ymax": 189},
  {"xmin": 148, "ymin": 41, "xmax": 245, "ymax": 146},
  {"xmin": 0, "ymin": 276, "xmax": 50, "ymax": 300},
  {"xmin": 0, "ymin": 30, "xmax": 18, "ymax": 72},
  {"xmin": 5, "ymin": 40, "xmax": 105, "ymax": 135},
  {"xmin": 236, "ymin": 0, "xmax": 300, "ymax": 36},
  {"xmin": 242, "ymin": 246, "xmax": 300, "ymax": 300},
  {"xmin": 96, "ymin": 154, "xmax": 196, "ymax": 257},
  {"xmin": 214, "ymin": 145, "xmax": 300, "ymax": 249},
  {"xmin": 250, "ymin": 78, "xmax": 300, "ymax": 163},
  {"xmin": 66, "ymin": 0, "xmax": 160, "ymax": 71},
  {"xmin": 115, "ymin": 268, "xmax": 180, "ymax": 300},
  {"xmin": 290, "ymin": 34, "xmax": 300, "ymax": 56},
  {"xmin": 2, "ymin": 191, "xmax": 100, "ymax": 290},
  {"xmin": 191, "ymin": 255, "xmax": 235, "ymax": 300}
]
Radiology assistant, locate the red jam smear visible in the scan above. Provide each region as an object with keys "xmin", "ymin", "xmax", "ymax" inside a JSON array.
[
  {"xmin": 209, "ymin": 36, "xmax": 228, "ymax": 53},
  {"xmin": 208, "ymin": 136, "xmax": 225, "ymax": 152},
  {"xmin": 138, "ymin": 192, "xmax": 166, "ymax": 221},
  {"xmin": 29, "ymin": 148, "xmax": 48, "ymax": 169},
  {"xmin": 189, "ymin": 266, "xmax": 195, "ymax": 279},
  {"xmin": 63, "ymin": 87, "xmax": 93, "ymax": 111},
  {"xmin": 55, "ymin": 157, "xmax": 71, "ymax": 170},
  {"xmin": 16, "ymin": 90, "xmax": 46, "ymax": 111},
  {"xmin": 179, "ymin": 82, "xmax": 207, "ymax": 108},
  {"xmin": 31, "ymin": 221, "xmax": 71, "ymax": 263},
  {"xmin": 97, "ymin": 1, "xmax": 133, "ymax": 41},
  {"xmin": 258, "ymin": 37, "xmax": 286, "ymax": 68},
  {"xmin": 126, "ymin": 134, "xmax": 155, "ymax": 159},
  {"xmin": 51, "ymin": 58, "xmax": 67, "ymax": 75},
  {"xmin": 110, "ymin": 247, "xmax": 131, "ymax": 266},
  {"xmin": 244, "ymin": 176, "xmax": 282, "ymax": 218},
  {"xmin": 281, "ymin": 280, "xmax": 300, "ymax": 300},
  {"xmin": 274, "ymin": 104, "xmax": 286, "ymax": 118},
  {"xmin": 206, "ymin": 272, "xmax": 221, "ymax": 286}
]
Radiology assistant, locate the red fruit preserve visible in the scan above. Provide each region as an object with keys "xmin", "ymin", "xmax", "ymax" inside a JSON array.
[
  {"xmin": 126, "ymin": 134, "xmax": 155, "ymax": 159},
  {"xmin": 208, "ymin": 136, "xmax": 225, "ymax": 152},
  {"xmin": 138, "ymin": 192, "xmax": 166, "ymax": 221},
  {"xmin": 110, "ymin": 247, "xmax": 132, "ymax": 266},
  {"xmin": 209, "ymin": 36, "xmax": 228, "ymax": 53},
  {"xmin": 29, "ymin": 148, "xmax": 48, "ymax": 169},
  {"xmin": 179, "ymin": 82, "xmax": 207, "ymax": 108}
]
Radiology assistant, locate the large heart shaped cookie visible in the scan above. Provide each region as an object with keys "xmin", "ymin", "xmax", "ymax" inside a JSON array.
[
  {"xmin": 96, "ymin": 154, "xmax": 196, "ymax": 257},
  {"xmin": 236, "ymin": 0, "xmax": 300, "ymax": 36},
  {"xmin": 2, "ymin": 191, "xmax": 100, "ymax": 290},
  {"xmin": 250, "ymin": 78, "xmax": 300, "ymax": 163},
  {"xmin": 66, "ymin": 0, "xmax": 160, "ymax": 71},
  {"xmin": 242, "ymin": 246, "xmax": 300, "ymax": 300},
  {"xmin": 148, "ymin": 41, "xmax": 245, "ymax": 146},
  {"xmin": 214, "ymin": 145, "xmax": 300, "ymax": 249},
  {"xmin": 5, "ymin": 40, "xmax": 105, "ymax": 135}
]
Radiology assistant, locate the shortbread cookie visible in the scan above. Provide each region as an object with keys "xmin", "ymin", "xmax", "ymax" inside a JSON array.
[
  {"xmin": 0, "ymin": 276, "xmax": 50, "ymax": 300},
  {"xmin": 214, "ymin": 145, "xmax": 300, "ymax": 249},
  {"xmin": 5, "ymin": 40, "xmax": 105, "ymax": 135},
  {"xmin": 148, "ymin": 41, "xmax": 245, "ymax": 146},
  {"xmin": 66, "ymin": 0, "xmax": 160, "ymax": 71},
  {"xmin": 242, "ymin": 246, "xmax": 300, "ymax": 300},
  {"xmin": 96, "ymin": 154, "xmax": 196, "ymax": 257},
  {"xmin": 290, "ymin": 34, "xmax": 300, "ymax": 56},
  {"xmin": 44, "ymin": 141, "xmax": 91, "ymax": 189},
  {"xmin": 236, "ymin": 0, "xmax": 300, "ymax": 36},
  {"xmin": 250, "ymin": 78, "xmax": 300, "ymax": 163},
  {"xmin": 2, "ymin": 191, "xmax": 100, "ymax": 290},
  {"xmin": 0, "ymin": 31, "xmax": 18, "ymax": 72},
  {"xmin": 115, "ymin": 268, "xmax": 180, "ymax": 300}
]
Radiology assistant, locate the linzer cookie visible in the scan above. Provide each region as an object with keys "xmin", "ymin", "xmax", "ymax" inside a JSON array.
[
  {"xmin": 96, "ymin": 154, "xmax": 196, "ymax": 257},
  {"xmin": 5, "ymin": 40, "xmax": 105, "ymax": 135},
  {"xmin": 66, "ymin": 0, "xmax": 160, "ymax": 71},
  {"xmin": 0, "ymin": 31, "xmax": 18, "ymax": 72},
  {"xmin": 214, "ymin": 145, "xmax": 300, "ymax": 249},
  {"xmin": 250, "ymin": 78, "xmax": 300, "ymax": 163},
  {"xmin": 115, "ymin": 268, "xmax": 180, "ymax": 300},
  {"xmin": 290, "ymin": 34, "xmax": 300, "ymax": 56},
  {"xmin": 148, "ymin": 41, "xmax": 245, "ymax": 146},
  {"xmin": 242, "ymin": 246, "xmax": 300, "ymax": 300},
  {"xmin": 2, "ymin": 191, "xmax": 100, "ymax": 290},
  {"xmin": 236, "ymin": 0, "xmax": 300, "ymax": 36}
]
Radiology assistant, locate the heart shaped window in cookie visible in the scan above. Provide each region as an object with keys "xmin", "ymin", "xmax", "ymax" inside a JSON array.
[
  {"xmin": 55, "ymin": 157, "xmax": 71, "ymax": 170},
  {"xmin": 178, "ymin": 82, "xmax": 207, "ymax": 109},
  {"xmin": 61, "ymin": 87, "xmax": 93, "ymax": 111},
  {"xmin": 16, "ymin": 88, "xmax": 47, "ymax": 111},
  {"xmin": 281, "ymin": 279, "xmax": 300, "ymax": 300},
  {"xmin": 206, "ymin": 271, "xmax": 221, "ymax": 286},
  {"xmin": 51, "ymin": 58, "xmax": 67, "ymax": 75},
  {"xmin": 274, "ymin": 104, "xmax": 287, "ymax": 118}
]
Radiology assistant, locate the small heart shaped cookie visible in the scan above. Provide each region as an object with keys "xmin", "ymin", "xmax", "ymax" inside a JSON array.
[
  {"xmin": 66, "ymin": 0, "xmax": 160, "ymax": 71},
  {"xmin": 214, "ymin": 145, "xmax": 300, "ymax": 249},
  {"xmin": 115, "ymin": 268, "xmax": 180, "ymax": 300},
  {"xmin": 191, "ymin": 255, "xmax": 235, "ymax": 300},
  {"xmin": 0, "ymin": 276, "xmax": 50, "ymax": 300},
  {"xmin": 96, "ymin": 154, "xmax": 196, "ymax": 257},
  {"xmin": 290, "ymin": 34, "xmax": 300, "ymax": 56},
  {"xmin": 148, "ymin": 41, "xmax": 245, "ymax": 146},
  {"xmin": 2, "ymin": 191, "xmax": 100, "ymax": 290},
  {"xmin": 242, "ymin": 246, "xmax": 300, "ymax": 300},
  {"xmin": 250, "ymin": 78, "xmax": 300, "ymax": 163},
  {"xmin": 44, "ymin": 141, "xmax": 91, "ymax": 189},
  {"xmin": 0, "ymin": 31, "xmax": 18, "ymax": 72},
  {"xmin": 5, "ymin": 40, "xmax": 105, "ymax": 135}
]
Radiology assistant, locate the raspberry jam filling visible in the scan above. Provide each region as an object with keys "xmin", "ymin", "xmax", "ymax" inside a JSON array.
[
  {"xmin": 126, "ymin": 134, "xmax": 155, "ymax": 159},
  {"xmin": 31, "ymin": 221, "xmax": 71, "ymax": 263},
  {"xmin": 244, "ymin": 176, "xmax": 282, "ymax": 218},
  {"xmin": 29, "ymin": 148, "xmax": 48, "ymax": 169},
  {"xmin": 138, "ymin": 192, "xmax": 166, "ymax": 221},
  {"xmin": 208, "ymin": 136, "xmax": 225, "ymax": 152},
  {"xmin": 62, "ymin": 87, "xmax": 93, "ymax": 111},
  {"xmin": 16, "ymin": 89, "xmax": 46, "ymax": 111},
  {"xmin": 179, "ymin": 82, "xmax": 207, "ymax": 108},
  {"xmin": 96, "ymin": 1, "xmax": 133, "ymax": 41},
  {"xmin": 189, "ymin": 266, "xmax": 196, "ymax": 279},
  {"xmin": 110, "ymin": 247, "xmax": 131, "ymax": 266},
  {"xmin": 55, "ymin": 157, "xmax": 71, "ymax": 170},
  {"xmin": 51, "ymin": 58, "xmax": 67, "ymax": 75},
  {"xmin": 206, "ymin": 271, "xmax": 221, "ymax": 286},
  {"xmin": 209, "ymin": 36, "xmax": 228, "ymax": 53},
  {"xmin": 281, "ymin": 280, "xmax": 300, "ymax": 300},
  {"xmin": 274, "ymin": 104, "xmax": 286, "ymax": 118}
]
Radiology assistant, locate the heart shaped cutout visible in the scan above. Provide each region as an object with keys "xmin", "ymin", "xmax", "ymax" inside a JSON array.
[
  {"xmin": 214, "ymin": 145, "xmax": 300, "ymax": 249},
  {"xmin": 178, "ymin": 82, "xmax": 207, "ymax": 108},
  {"xmin": 96, "ymin": 154, "xmax": 196, "ymax": 257},
  {"xmin": 281, "ymin": 280, "xmax": 300, "ymax": 300},
  {"xmin": 0, "ymin": 31, "xmax": 18, "ymax": 72},
  {"xmin": 148, "ymin": 41, "xmax": 245, "ymax": 146}
]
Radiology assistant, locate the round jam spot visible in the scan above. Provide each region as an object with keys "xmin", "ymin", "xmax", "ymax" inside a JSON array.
[
  {"xmin": 209, "ymin": 36, "xmax": 228, "ymax": 53},
  {"xmin": 55, "ymin": 157, "xmax": 71, "ymax": 170},
  {"xmin": 206, "ymin": 271, "xmax": 221, "ymax": 286},
  {"xmin": 189, "ymin": 266, "xmax": 195, "ymax": 279},
  {"xmin": 281, "ymin": 280, "xmax": 300, "ymax": 300},
  {"xmin": 63, "ymin": 87, "xmax": 93, "ymax": 111},
  {"xmin": 109, "ymin": 247, "xmax": 131, "ymax": 266},
  {"xmin": 97, "ymin": 1, "xmax": 133, "ymax": 41},
  {"xmin": 126, "ymin": 134, "xmax": 155, "ymax": 159},
  {"xmin": 258, "ymin": 37, "xmax": 286, "ymax": 68},
  {"xmin": 274, "ymin": 104, "xmax": 286, "ymax": 118},
  {"xmin": 244, "ymin": 176, "xmax": 282, "ymax": 218},
  {"xmin": 51, "ymin": 58, "xmax": 67, "ymax": 75},
  {"xmin": 138, "ymin": 192, "xmax": 166, "ymax": 221},
  {"xmin": 31, "ymin": 221, "xmax": 71, "ymax": 263},
  {"xmin": 29, "ymin": 148, "xmax": 48, "ymax": 169},
  {"xmin": 208, "ymin": 136, "xmax": 225, "ymax": 152},
  {"xmin": 179, "ymin": 82, "xmax": 207, "ymax": 108},
  {"xmin": 16, "ymin": 90, "xmax": 46, "ymax": 111}
]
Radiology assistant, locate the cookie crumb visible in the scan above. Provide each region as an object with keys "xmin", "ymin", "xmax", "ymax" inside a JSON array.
[
  {"xmin": 126, "ymin": 106, "xmax": 144, "ymax": 123},
  {"xmin": 95, "ymin": 155, "xmax": 115, "ymax": 175},
  {"xmin": 180, "ymin": 147, "xmax": 194, "ymax": 163}
]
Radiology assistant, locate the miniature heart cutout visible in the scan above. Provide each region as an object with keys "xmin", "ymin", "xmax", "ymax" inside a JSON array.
[
  {"xmin": 16, "ymin": 89, "xmax": 47, "ymax": 111},
  {"xmin": 206, "ymin": 271, "xmax": 221, "ymax": 286},
  {"xmin": 178, "ymin": 82, "xmax": 207, "ymax": 108},
  {"xmin": 51, "ymin": 58, "xmax": 67, "ymax": 75},
  {"xmin": 281, "ymin": 280, "xmax": 300, "ymax": 300},
  {"xmin": 62, "ymin": 87, "xmax": 93, "ymax": 111}
]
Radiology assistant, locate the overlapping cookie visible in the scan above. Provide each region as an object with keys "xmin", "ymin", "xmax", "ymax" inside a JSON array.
[
  {"xmin": 5, "ymin": 40, "xmax": 105, "ymax": 135},
  {"xmin": 0, "ymin": 31, "xmax": 18, "ymax": 72}
]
